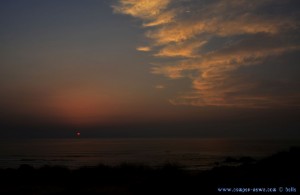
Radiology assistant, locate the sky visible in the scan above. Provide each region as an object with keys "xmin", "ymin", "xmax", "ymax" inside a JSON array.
[{"xmin": 0, "ymin": 0, "xmax": 300, "ymax": 138}]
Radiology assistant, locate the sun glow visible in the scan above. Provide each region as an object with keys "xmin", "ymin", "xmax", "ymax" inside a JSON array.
[{"xmin": 46, "ymin": 89, "xmax": 120, "ymax": 125}]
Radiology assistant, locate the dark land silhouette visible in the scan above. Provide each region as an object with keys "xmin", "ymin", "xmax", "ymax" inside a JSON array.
[{"xmin": 0, "ymin": 147, "xmax": 299, "ymax": 194}]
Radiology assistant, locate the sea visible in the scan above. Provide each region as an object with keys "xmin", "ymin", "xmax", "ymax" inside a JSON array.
[{"xmin": 0, "ymin": 138, "xmax": 299, "ymax": 170}]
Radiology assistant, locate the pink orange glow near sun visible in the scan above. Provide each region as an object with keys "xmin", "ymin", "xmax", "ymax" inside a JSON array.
[{"xmin": 76, "ymin": 131, "xmax": 81, "ymax": 137}]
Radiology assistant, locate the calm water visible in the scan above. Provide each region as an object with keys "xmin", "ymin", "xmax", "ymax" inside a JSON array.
[{"xmin": 0, "ymin": 138, "xmax": 299, "ymax": 170}]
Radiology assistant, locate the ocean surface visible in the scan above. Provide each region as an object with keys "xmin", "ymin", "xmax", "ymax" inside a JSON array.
[{"xmin": 0, "ymin": 138, "xmax": 299, "ymax": 170}]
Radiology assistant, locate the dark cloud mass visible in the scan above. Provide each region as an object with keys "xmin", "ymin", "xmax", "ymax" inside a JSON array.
[{"xmin": 114, "ymin": 0, "xmax": 300, "ymax": 108}]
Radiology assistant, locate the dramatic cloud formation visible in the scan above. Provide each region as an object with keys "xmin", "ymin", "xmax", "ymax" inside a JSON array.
[{"xmin": 114, "ymin": 0, "xmax": 300, "ymax": 108}]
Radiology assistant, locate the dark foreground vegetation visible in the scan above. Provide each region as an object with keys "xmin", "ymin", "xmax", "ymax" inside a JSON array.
[{"xmin": 0, "ymin": 147, "xmax": 299, "ymax": 194}]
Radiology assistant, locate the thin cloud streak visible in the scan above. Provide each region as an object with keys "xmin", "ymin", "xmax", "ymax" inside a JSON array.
[
  {"xmin": 154, "ymin": 41, "xmax": 207, "ymax": 58},
  {"xmin": 114, "ymin": 0, "xmax": 300, "ymax": 108},
  {"xmin": 137, "ymin": 46, "xmax": 151, "ymax": 52}
]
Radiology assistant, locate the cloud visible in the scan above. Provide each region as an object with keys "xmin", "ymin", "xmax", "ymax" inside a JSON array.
[
  {"xmin": 114, "ymin": 0, "xmax": 300, "ymax": 108},
  {"xmin": 143, "ymin": 10, "xmax": 176, "ymax": 27},
  {"xmin": 155, "ymin": 85, "xmax": 165, "ymax": 89},
  {"xmin": 155, "ymin": 41, "xmax": 207, "ymax": 57},
  {"xmin": 113, "ymin": 0, "xmax": 173, "ymax": 27},
  {"xmin": 137, "ymin": 46, "xmax": 151, "ymax": 52}
]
